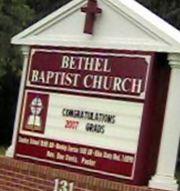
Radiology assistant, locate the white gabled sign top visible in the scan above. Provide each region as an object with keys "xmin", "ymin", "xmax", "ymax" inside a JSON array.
[{"xmin": 11, "ymin": 0, "xmax": 180, "ymax": 53}]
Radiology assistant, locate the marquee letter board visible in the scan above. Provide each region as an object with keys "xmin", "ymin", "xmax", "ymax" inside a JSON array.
[{"xmin": 14, "ymin": 47, "xmax": 165, "ymax": 184}]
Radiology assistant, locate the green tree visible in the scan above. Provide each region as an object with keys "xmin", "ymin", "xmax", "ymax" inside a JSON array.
[
  {"xmin": 0, "ymin": 0, "xmax": 34, "ymax": 144},
  {"xmin": 26, "ymin": 0, "xmax": 72, "ymax": 22}
]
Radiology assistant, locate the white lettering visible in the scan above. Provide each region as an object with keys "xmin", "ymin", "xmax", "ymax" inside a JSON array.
[
  {"xmin": 131, "ymin": 79, "xmax": 143, "ymax": 94},
  {"xmin": 46, "ymin": 71, "xmax": 55, "ymax": 84},
  {"xmin": 84, "ymin": 57, "xmax": 94, "ymax": 71},
  {"xmin": 31, "ymin": 70, "xmax": 39, "ymax": 82},
  {"xmin": 103, "ymin": 59, "xmax": 111, "ymax": 72},
  {"xmin": 61, "ymin": 56, "xmax": 70, "ymax": 69},
  {"xmin": 61, "ymin": 56, "xmax": 111, "ymax": 72},
  {"xmin": 113, "ymin": 77, "xmax": 122, "ymax": 91},
  {"xmin": 72, "ymin": 74, "xmax": 81, "ymax": 87},
  {"xmin": 38, "ymin": 71, "xmax": 45, "ymax": 83},
  {"xmin": 103, "ymin": 76, "xmax": 112, "ymax": 90},
  {"xmin": 92, "ymin": 75, "xmax": 103, "ymax": 89},
  {"xmin": 94, "ymin": 58, "xmax": 103, "ymax": 72},
  {"xmin": 84, "ymin": 75, "xmax": 93, "ymax": 88},
  {"xmin": 81, "ymin": 157, "xmax": 96, "ymax": 167},
  {"xmin": 121, "ymin": 78, "xmax": 132, "ymax": 92},
  {"xmin": 54, "ymin": 179, "xmax": 74, "ymax": 191}
]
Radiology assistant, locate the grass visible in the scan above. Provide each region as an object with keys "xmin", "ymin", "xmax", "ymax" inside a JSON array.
[{"xmin": 0, "ymin": 146, "xmax": 7, "ymax": 156}]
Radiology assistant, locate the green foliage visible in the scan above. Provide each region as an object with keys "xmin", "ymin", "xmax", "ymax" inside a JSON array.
[
  {"xmin": 0, "ymin": 0, "xmax": 34, "ymax": 76},
  {"xmin": 0, "ymin": 146, "xmax": 6, "ymax": 155},
  {"xmin": 26, "ymin": 0, "xmax": 72, "ymax": 22},
  {"xmin": 0, "ymin": 0, "xmax": 74, "ymax": 144},
  {"xmin": 0, "ymin": 0, "xmax": 34, "ymax": 144}
]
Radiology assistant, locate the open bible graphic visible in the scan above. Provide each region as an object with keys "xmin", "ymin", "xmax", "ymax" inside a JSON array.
[{"xmin": 26, "ymin": 96, "xmax": 43, "ymax": 131}]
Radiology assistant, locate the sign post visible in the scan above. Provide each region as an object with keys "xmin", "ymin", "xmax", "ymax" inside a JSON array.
[{"xmin": 149, "ymin": 54, "xmax": 180, "ymax": 191}]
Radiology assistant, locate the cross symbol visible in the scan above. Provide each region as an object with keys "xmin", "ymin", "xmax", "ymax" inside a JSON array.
[
  {"xmin": 81, "ymin": 0, "xmax": 102, "ymax": 34},
  {"xmin": 31, "ymin": 97, "xmax": 42, "ymax": 116},
  {"xmin": 30, "ymin": 97, "xmax": 43, "ymax": 129}
]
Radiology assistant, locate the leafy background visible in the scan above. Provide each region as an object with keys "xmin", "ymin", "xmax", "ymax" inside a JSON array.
[
  {"xmin": 0, "ymin": 0, "xmax": 179, "ymax": 168},
  {"xmin": 0, "ymin": 0, "xmax": 71, "ymax": 144}
]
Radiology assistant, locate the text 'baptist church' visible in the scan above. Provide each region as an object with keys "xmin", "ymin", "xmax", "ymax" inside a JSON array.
[{"xmin": 30, "ymin": 55, "xmax": 143, "ymax": 94}]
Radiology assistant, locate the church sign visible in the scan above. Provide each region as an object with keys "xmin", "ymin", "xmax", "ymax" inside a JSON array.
[
  {"xmin": 8, "ymin": 0, "xmax": 180, "ymax": 190},
  {"xmin": 15, "ymin": 47, "xmax": 153, "ymax": 180}
]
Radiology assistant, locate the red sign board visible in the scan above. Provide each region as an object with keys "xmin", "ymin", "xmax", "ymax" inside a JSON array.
[
  {"xmin": 16, "ymin": 134, "xmax": 135, "ymax": 178},
  {"xmin": 15, "ymin": 47, "xmax": 154, "ymax": 181},
  {"xmin": 27, "ymin": 48, "xmax": 151, "ymax": 100}
]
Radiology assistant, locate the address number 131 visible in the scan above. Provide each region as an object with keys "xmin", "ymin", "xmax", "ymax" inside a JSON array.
[{"xmin": 54, "ymin": 179, "xmax": 74, "ymax": 191}]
